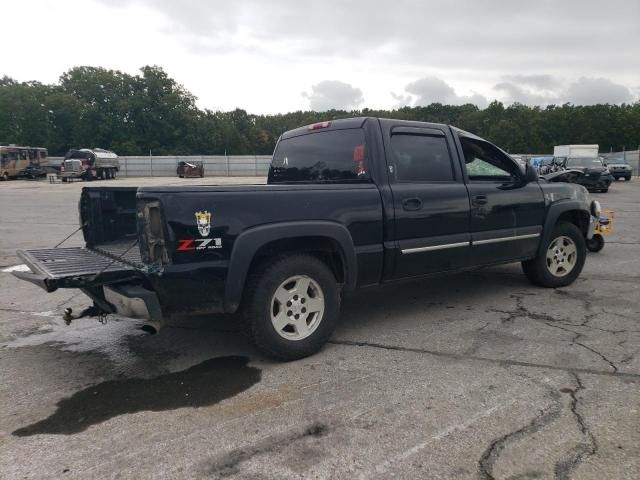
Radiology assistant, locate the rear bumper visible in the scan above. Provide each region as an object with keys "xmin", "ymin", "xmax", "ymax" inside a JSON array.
[
  {"xmin": 577, "ymin": 174, "xmax": 613, "ymax": 189},
  {"xmin": 103, "ymin": 283, "xmax": 164, "ymax": 323}
]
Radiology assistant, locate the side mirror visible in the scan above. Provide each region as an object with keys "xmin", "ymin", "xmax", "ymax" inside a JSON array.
[{"xmin": 523, "ymin": 162, "xmax": 538, "ymax": 183}]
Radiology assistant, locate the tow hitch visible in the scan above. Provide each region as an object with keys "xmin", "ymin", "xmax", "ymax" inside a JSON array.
[{"xmin": 62, "ymin": 304, "xmax": 110, "ymax": 325}]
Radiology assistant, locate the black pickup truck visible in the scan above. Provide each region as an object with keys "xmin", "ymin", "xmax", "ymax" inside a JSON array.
[{"xmin": 15, "ymin": 117, "xmax": 600, "ymax": 360}]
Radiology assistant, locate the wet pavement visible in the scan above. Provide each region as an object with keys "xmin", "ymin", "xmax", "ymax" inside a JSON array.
[{"xmin": 1, "ymin": 177, "xmax": 639, "ymax": 479}]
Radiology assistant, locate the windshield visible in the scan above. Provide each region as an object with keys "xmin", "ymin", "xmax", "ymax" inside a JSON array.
[{"xmin": 566, "ymin": 157, "xmax": 603, "ymax": 167}]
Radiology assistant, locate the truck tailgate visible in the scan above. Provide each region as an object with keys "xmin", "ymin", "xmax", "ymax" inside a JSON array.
[{"xmin": 14, "ymin": 247, "xmax": 140, "ymax": 292}]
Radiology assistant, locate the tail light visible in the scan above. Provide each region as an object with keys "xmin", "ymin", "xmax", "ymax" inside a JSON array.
[
  {"xmin": 353, "ymin": 144, "xmax": 365, "ymax": 176},
  {"xmin": 308, "ymin": 121, "xmax": 331, "ymax": 130}
]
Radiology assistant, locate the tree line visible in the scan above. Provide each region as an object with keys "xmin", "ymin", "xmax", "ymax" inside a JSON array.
[{"xmin": 1, "ymin": 65, "xmax": 639, "ymax": 156}]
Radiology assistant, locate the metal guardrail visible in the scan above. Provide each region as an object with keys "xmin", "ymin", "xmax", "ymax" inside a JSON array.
[{"xmin": 47, "ymin": 155, "xmax": 272, "ymax": 177}]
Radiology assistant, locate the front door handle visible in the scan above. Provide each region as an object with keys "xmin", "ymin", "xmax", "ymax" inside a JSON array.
[
  {"xmin": 472, "ymin": 195, "xmax": 488, "ymax": 206},
  {"xmin": 402, "ymin": 197, "xmax": 423, "ymax": 211}
]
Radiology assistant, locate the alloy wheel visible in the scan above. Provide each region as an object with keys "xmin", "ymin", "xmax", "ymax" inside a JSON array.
[
  {"xmin": 546, "ymin": 236, "xmax": 578, "ymax": 277},
  {"xmin": 270, "ymin": 275, "xmax": 325, "ymax": 341}
]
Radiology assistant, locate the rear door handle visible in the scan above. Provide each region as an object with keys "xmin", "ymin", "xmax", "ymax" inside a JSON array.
[
  {"xmin": 472, "ymin": 195, "xmax": 488, "ymax": 206},
  {"xmin": 402, "ymin": 197, "xmax": 423, "ymax": 211}
]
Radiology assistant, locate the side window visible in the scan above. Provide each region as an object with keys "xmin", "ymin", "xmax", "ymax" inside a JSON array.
[
  {"xmin": 391, "ymin": 134, "xmax": 454, "ymax": 182},
  {"xmin": 461, "ymin": 137, "xmax": 519, "ymax": 181}
]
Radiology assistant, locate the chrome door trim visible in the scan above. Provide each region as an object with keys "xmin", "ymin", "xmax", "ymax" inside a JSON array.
[
  {"xmin": 401, "ymin": 241, "xmax": 470, "ymax": 254},
  {"xmin": 472, "ymin": 233, "xmax": 540, "ymax": 246}
]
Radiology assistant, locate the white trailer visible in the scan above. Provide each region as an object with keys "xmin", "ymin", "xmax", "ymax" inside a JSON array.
[{"xmin": 553, "ymin": 144, "xmax": 599, "ymax": 158}]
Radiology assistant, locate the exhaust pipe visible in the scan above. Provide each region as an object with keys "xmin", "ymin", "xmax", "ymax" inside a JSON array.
[{"xmin": 141, "ymin": 321, "xmax": 162, "ymax": 334}]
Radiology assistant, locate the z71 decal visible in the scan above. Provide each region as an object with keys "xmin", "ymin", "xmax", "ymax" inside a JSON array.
[{"xmin": 177, "ymin": 238, "xmax": 222, "ymax": 251}]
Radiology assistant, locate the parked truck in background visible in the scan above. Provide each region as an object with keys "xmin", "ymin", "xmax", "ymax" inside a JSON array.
[
  {"xmin": 14, "ymin": 118, "xmax": 599, "ymax": 360},
  {"xmin": 60, "ymin": 148, "xmax": 119, "ymax": 181}
]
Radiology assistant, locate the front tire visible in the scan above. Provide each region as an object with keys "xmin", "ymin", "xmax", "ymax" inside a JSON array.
[
  {"xmin": 243, "ymin": 254, "xmax": 341, "ymax": 361},
  {"xmin": 522, "ymin": 222, "xmax": 586, "ymax": 288}
]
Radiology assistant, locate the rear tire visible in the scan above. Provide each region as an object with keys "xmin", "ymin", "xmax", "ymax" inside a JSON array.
[
  {"xmin": 243, "ymin": 254, "xmax": 340, "ymax": 361},
  {"xmin": 522, "ymin": 222, "xmax": 586, "ymax": 288}
]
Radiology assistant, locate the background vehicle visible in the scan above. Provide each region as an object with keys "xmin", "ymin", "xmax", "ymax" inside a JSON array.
[
  {"xmin": 607, "ymin": 158, "xmax": 633, "ymax": 180},
  {"xmin": 14, "ymin": 118, "xmax": 598, "ymax": 360},
  {"xmin": 562, "ymin": 156, "xmax": 613, "ymax": 192},
  {"xmin": 551, "ymin": 145, "xmax": 612, "ymax": 192},
  {"xmin": 177, "ymin": 161, "xmax": 204, "ymax": 178},
  {"xmin": 60, "ymin": 148, "xmax": 119, "ymax": 181},
  {"xmin": 0, "ymin": 145, "xmax": 48, "ymax": 180}
]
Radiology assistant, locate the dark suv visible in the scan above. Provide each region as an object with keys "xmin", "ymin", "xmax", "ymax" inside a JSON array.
[{"xmin": 564, "ymin": 157, "xmax": 614, "ymax": 192}]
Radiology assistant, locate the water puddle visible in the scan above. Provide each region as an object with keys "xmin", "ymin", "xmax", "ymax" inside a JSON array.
[{"xmin": 13, "ymin": 355, "xmax": 261, "ymax": 436}]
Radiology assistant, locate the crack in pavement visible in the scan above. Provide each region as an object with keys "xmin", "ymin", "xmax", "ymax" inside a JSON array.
[
  {"xmin": 542, "ymin": 322, "xmax": 619, "ymax": 373},
  {"xmin": 554, "ymin": 373, "xmax": 598, "ymax": 480},
  {"xmin": 327, "ymin": 340, "xmax": 640, "ymax": 380},
  {"xmin": 488, "ymin": 294, "xmax": 611, "ymax": 332},
  {"xmin": 490, "ymin": 293, "xmax": 622, "ymax": 372},
  {"xmin": 477, "ymin": 388, "xmax": 563, "ymax": 480}
]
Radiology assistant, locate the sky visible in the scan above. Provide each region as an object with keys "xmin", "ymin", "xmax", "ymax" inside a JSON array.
[{"xmin": 2, "ymin": 0, "xmax": 639, "ymax": 114}]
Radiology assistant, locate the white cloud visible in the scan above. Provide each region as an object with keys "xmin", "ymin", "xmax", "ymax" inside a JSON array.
[
  {"xmin": 494, "ymin": 76, "xmax": 635, "ymax": 105},
  {"xmin": 398, "ymin": 77, "xmax": 488, "ymax": 108},
  {"xmin": 303, "ymin": 81, "xmax": 364, "ymax": 111},
  {"xmin": 564, "ymin": 77, "xmax": 634, "ymax": 105}
]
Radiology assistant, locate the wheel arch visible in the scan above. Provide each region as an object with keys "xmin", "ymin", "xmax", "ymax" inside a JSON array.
[
  {"xmin": 224, "ymin": 221, "xmax": 357, "ymax": 312},
  {"xmin": 538, "ymin": 201, "xmax": 590, "ymax": 256}
]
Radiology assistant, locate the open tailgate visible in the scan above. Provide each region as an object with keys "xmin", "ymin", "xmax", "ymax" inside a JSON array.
[{"xmin": 14, "ymin": 247, "xmax": 140, "ymax": 292}]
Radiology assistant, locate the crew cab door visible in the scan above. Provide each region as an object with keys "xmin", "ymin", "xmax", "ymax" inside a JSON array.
[
  {"xmin": 382, "ymin": 124, "xmax": 471, "ymax": 279},
  {"xmin": 454, "ymin": 133, "xmax": 545, "ymax": 265}
]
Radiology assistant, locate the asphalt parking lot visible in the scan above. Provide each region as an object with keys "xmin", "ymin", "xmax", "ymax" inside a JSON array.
[{"xmin": 1, "ymin": 177, "xmax": 639, "ymax": 479}]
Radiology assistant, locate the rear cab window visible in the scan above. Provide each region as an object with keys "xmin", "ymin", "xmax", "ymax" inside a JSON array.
[{"xmin": 269, "ymin": 129, "xmax": 368, "ymax": 183}]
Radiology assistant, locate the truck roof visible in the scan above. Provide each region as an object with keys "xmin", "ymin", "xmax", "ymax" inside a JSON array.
[{"xmin": 280, "ymin": 117, "xmax": 476, "ymax": 141}]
